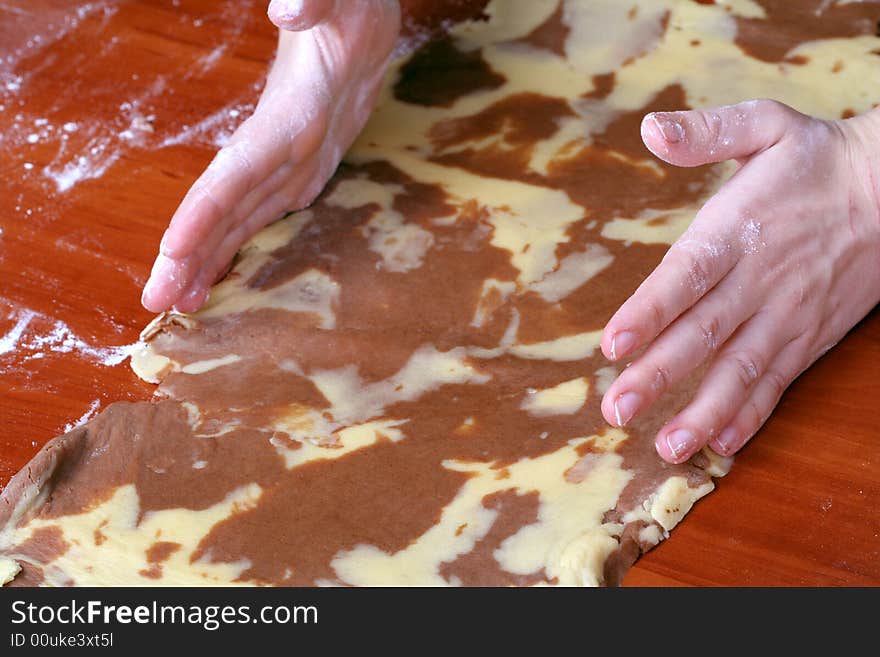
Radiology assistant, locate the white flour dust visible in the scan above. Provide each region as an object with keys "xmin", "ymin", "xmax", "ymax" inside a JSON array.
[
  {"xmin": 196, "ymin": 43, "xmax": 229, "ymax": 73},
  {"xmin": 0, "ymin": 303, "xmax": 137, "ymax": 370},
  {"xmin": 22, "ymin": 319, "xmax": 136, "ymax": 365},
  {"xmin": 158, "ymin": 101, "xmax": 254, "ymax": 150},
  {"xmin": 43, "ymin": 135, "xmax": 120, "ymax": 193},
  {"xmin": 3, "ymin": 83, "xmax": 165, "ymax": 195},
  {"xmin": 0, "ymin": 2, "xmax": 118, "ymax": 94},
  {"xmin": 0, "ymin": 308, "xmax": 36, "ymax": 356},
  {"xmin": 39, "ymin": 76, "xmax": 167, "ymax": 193},
  {"xmin": 740, "ymin": 217, "xmax": 765, "ymax": 255},
  {"xmin": 2, "ymin": 0, "xmax": 259, "ymax": 198}
]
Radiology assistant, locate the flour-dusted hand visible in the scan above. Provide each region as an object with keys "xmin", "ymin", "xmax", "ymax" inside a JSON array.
[
  {"xmin": 600, "ymin": 100, "xmax": 880, "ymax": 463},
  {"xmin": 141, "ymin": 0, "xmax": 401, "ymax": 313}
]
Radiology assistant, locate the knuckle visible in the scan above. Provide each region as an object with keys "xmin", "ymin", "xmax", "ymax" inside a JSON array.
[
  {"xmin": 194, "ymin": 182, "xmax": 224, "ymax": 218},
  {"xmin": 671, "ymin": 241, "xmax": 717, "ymax": 298},
  {"xmin": 755, "ymin": 98, "xmax": 792, "ymax": 122},
  {"xmin": 692, "ymin": 310, "xmax": 721, "ymax": 354},
  {"xmin": 236, "ymin": 146, "xmax": 255, "ymax": 174},
  {"xmin": 644, "ymin": 297, "xmax": 666, "ymax": 337},
  {"xmin": 698, "ymin": 402, "xmax": 728, "ymax": 441},
  {"xmin": 764, "ymin": 369, "xmax": 789, "ymax": 402},
  {"xmin": 795, "ymin": 323, "xmax": 814, "ymax": 346},
  {"xmin": 651, "ymin": 363, "xmax": 671, "ymax": 395},
  {"xmin": 290, "ymin": 116, "xmax": 329, "ymax": 161},
  {"xmin": 687, "ymin": 257, "xmax": 712, "ymax": 295},
  {"xmin": 726, "ymin": 349, "xmax": 764, "ymax": 389},
  {"xmin": 218, "ymin": 142, "xmax": 255, "ymax": 186},
  {"xmin": 694, "ymin": 109, "xmax": 723, "ymax": 147},
  {"xmin": 742, "ymin": 397, "xmax": 764, "ymax": 432},
  {"xmin": 792, "ymin": 325, "xmax": 818, "ymax": 353},
  {"xmin": 755, "ymin": 98, "xmax": 784, "ymax": 114},
  {"xmin": 790, "ymin": 280, "xmax": 809, "ymax": 312}
]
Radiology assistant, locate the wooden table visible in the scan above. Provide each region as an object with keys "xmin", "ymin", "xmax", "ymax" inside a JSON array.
[{"xmin": 1, "ymin": 0, "xmax": 877, "ymax": 587}]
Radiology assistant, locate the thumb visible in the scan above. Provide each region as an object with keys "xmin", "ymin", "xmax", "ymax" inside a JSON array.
[
  {"xmin": 640, "ymin": 99, "xmax": 802, "ymax": 167},
  {"xmin": 268, "ymin": 0, "xmax": 337, "ymax": 31}
]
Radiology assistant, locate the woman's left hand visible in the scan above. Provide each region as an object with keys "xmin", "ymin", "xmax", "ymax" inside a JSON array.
[{"xmin": 600, "ymin": 99, "xmax": 880, "ymax": 463}]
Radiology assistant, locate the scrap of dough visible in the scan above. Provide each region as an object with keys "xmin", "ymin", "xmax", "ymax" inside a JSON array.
[{"xmin": 0, "ymin": 558, "xmax": 20, "ymax": 586}]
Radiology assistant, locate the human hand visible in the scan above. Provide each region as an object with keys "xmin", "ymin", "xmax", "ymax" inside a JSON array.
[
  {"xmin": 141, "ymin": 0, "xmax": 401, "ymax": 313},
  {"xmin": 600, "ymin": 100, "xmax": 880, "ymax": 463}
]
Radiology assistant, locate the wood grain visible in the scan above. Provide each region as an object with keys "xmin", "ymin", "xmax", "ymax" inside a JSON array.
[{"xmin": 0, "ymin": 0, "xmax": 877, "ymax": 586}]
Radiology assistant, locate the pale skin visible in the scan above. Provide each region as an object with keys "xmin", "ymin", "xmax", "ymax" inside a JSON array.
[
  {"xmin": 141, "ymin": 0, "xmax": 401, "ymax": 312},
  {"xmin": 142, "ymin": 0, "xmax": 880, "ymax": 464}
]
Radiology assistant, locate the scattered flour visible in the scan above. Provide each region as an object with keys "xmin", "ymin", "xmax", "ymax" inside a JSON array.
[
  {"xmin": 159, "ymin": 101, "xmax": 254, "ymax": 149},
  {"xmin": 0, "ymin": 309, "xmax": 36, "ymax": 356},
  {"xmin": 740, "ymin": 217, "xmax": 765, "ymax": 255},
  {"xmin": 0, "ymin": 2, "xmax": 117, "ymax": 90},
  {"xmin": 22, "ymin": 319, "xmax": 137, "ymax": 366},
  {"xmin": 195, "ymin": 43, "xmax": 229, "ymax": 75},
  {"xmin": 43, "ymin": 135, "xmax": 121, "ymax": 193},
  {"xmin": 0, "ymin": 304, "xmax": 137, "ymax": 369},
  {"xmin": 2, "ymin": 1, "xmax": 258, "ymax": 197}
]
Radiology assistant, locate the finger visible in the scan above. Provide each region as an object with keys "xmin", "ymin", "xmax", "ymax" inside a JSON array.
[
  {"xmin": 149, "ymin": 227, "xmax": 234, "ymax": 313},
  {"xmin": 173, "ymin": 202, "xmax": 289, "ymax": 314},
  {"xmin": 159, "ymin": 108, "xmax": 320, "ymax": 261},
  {"xmin": 141, "ymin": 254, "xmax": 198, "ymax": 313},
  {"xmin": 145, "ymin": 187, "xmax": 254, "ymax": 314},
  {"xmin": 654, "ymin": 310, "xmax": 794, "ymax": 464},
  {"xmin": 190, "ymin": 158, "xmax": 300, "ymax": 247},
  {"xmin": 268, "ymin": 0, "xmax": 336, "ymax": 31},
  {"xmin": 160, "ymin": 92, "xmax": 327, "ymax": 259},
  {"xmin": 641, "ymin": 99, "xmax": 803, "ymax": 167},
  {"xmin": 170, "ymin": 156, "xmax": 320, "ymax": 313},
  {"xmin": 708, "ymin": 339, "xmax": 810, "ymax": 457},
  {"xmin": 159, "ymin": 151, "xmax": 276, "ymax": 260},
  {"xmin": 172, "ymin": 278, "xmax": 211, "ymax": 314},
  {"xmin": 172, "ymin": 170, "xmax": 319, "ymax": 313},
  {"xmin": 601, "ymin": 271, "xmax": 759, "ymax": 427},
  {"xmin": 601, "ymin": 230, "xmax": 738, "ymax": 362},
  {"xmin": 221, "ymin": 159, "xmax": 299, "ymax": 229}
]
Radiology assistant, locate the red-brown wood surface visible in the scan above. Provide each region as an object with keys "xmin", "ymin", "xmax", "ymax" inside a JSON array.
[{"xmin": 1, "ymin": 0, "xmax": 877, "ymax": 587}]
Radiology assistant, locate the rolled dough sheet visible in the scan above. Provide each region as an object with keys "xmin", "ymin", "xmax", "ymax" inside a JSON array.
[{"xmin": 2, "ymin": 0, "xmax": 878, "ymax": 587}]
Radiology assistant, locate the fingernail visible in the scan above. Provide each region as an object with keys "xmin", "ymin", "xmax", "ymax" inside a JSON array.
[
  {"xmin": 651, "ymin": 113, "xmax": 685, "ymax": 143},
  {"xmin": 613, "ymin": 392, "xmax": 641, "ymax": 427},
  {"xmin": 610, "ymin": 331, "xmax": 637, "ymax": 360},
  {"xmin": 665, "ymin": 429, "xmax": 698, "ymax": 461},
  {"xmin": 715, "ymin": 426, "xmax": 738, "ymax": 455}
]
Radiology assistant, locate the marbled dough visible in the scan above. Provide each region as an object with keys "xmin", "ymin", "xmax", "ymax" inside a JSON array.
[{"xmin": 2, "ymin": 0, "xmax": 878, "ymax": 586}]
